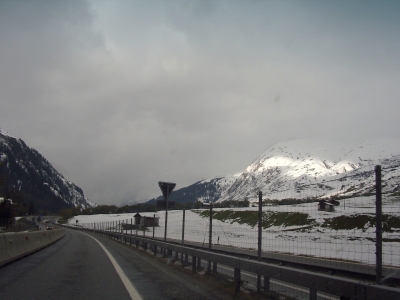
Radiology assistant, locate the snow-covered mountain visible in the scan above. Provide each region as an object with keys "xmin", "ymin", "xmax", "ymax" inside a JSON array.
[
  {"xmin": 220, "ymin": 138, "xmax": 400, "ymax": 202},
  {"xmin": 0, "ymin": 129, "xmax": 95, "ymax": 212},
  {"xmin": 166, "ymin": 138, "xmax": 400, "ymax": 204}
]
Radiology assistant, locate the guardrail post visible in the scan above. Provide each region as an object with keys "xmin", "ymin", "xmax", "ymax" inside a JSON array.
[
  {"xmin": 310, "ymin": 288, "xmax": 317, "ymax": 300},
  {"xmin": 153, "ymin": 245, "xmax": 157, "ymax": 256},
  {"xmin": 192, "ymin": 256, "xmax": 197, "ymax": 273},
  {"xmin": 197, "ymin": 257, "xmax": 201, "ymax": 269},
  {"xmin": 213, "ymin": 261, "xmax": 217, "ymax": 273},
  {"xmin": 263, "ymin": 276, "xmax": 270, "ymax": 292},
  {"xmin": 234, "ymin": 268, "xmax": 241, "ymax": 291},
  {"xmin": 375, "ymin": 165, "xmax": 382, "ymax": 284}
]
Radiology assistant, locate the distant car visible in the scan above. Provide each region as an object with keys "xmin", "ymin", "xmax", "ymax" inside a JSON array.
[
  {"xmin": 45, "ymin": 220, "xmax": 49, "ymax": 223},
  {"xmin": 46, "ymin": 226, "xmax": 53, "ymax": 230}
]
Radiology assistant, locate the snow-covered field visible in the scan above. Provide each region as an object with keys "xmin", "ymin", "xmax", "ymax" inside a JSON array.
[{"xmin": 68, "ymin": 195, "xmax": 400, "ymax": 269}]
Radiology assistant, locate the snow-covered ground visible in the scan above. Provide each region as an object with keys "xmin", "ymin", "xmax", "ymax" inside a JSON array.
[{"xmin": 68, "ymin": 195, "xmax": 400, "ymax": 268}]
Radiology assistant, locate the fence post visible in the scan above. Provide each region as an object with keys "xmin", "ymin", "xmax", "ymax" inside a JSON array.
[
  {"xmin": 208, "ymin": 204, "xmax": 213, "ymax": 273},
  {"xmin": 257, "ymin": 191, "xmax": 262, "ymax": 293},
  {"xmin": 164, "ymin": 186, "xmax": 170, "ymax": 241},
  {"xmin": 182, "ymin": 209, "xmax": 185, "ymax": 245},
  {"xmin": 209, "ymin": 204, "xmax": 213, "ymax": 249},
  {"xmin": 375, "ymin": 165, "xmax": 382, "ymax": 284}
]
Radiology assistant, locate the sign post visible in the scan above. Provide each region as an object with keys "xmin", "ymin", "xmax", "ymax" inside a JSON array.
[{"xmin": 158, "ymin": 181, "xmax": 176, "ymax": 241}]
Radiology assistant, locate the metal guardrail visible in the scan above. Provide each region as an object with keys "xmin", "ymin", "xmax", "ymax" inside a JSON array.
[{"xmin": 69, "ymin": 225, "xmax": 400, "ymax": 300}]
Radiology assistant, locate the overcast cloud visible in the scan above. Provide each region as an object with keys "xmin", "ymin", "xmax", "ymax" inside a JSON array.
[{"xmin": 1, "ymin": 0, "xmax": 399, "ymax": 205}]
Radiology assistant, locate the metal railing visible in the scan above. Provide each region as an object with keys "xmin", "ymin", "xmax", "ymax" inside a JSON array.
[{"xmin": 70, "ymin": 226, "xmax": 400, "ymax": 300}]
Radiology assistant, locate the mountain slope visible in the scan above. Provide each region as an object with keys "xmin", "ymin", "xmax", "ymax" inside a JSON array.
[
  {"xmin": 148, "ymin": 173, "xmax": 242, "ymax": 204},
  {"xmin": 0, "ymin": 129, "xmax": 95, "ymax": 212},
  {"xmin": 221, "ymin": 138, "xmax": 400, "ymax": 201},
  {"xmin": 154, "ymin": 138, "xmax": 400, "ymax": 204}
]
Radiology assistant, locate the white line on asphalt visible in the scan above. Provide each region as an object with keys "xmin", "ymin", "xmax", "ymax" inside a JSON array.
[{"xmin": 80, "ymin": 232, "xmax": 143, "ymax": 300}]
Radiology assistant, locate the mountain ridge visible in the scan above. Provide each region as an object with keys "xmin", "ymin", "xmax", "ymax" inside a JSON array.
[{"xmin": 150, "ymin": 138, "xmax": 400, "ymax": 204}]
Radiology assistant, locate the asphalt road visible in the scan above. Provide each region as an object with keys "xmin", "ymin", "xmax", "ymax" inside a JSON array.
[{"xmin": 0, "ymin": 229, "xmax": 230, "ymax": 300}]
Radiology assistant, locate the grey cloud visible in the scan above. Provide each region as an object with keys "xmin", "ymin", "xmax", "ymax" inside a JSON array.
[{"xmin": 1, "ymin": 0, "xmax": 399, "ymax": 204}]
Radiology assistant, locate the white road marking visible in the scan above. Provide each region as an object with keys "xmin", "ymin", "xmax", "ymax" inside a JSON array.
[{"xmin": 80, "ymin": 232, "xmax": 143, "ymax": 300}]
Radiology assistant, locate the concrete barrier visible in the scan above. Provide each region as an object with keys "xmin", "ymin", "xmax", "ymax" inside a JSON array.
[{"xmin": 0, "ymin": 228, "xmax": 65, "ymax": 267}]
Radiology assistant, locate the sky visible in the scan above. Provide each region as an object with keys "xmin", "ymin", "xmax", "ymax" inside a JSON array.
[{"xmin": 1, "ymin": 0, "xmax": 399, "ymax": 205}]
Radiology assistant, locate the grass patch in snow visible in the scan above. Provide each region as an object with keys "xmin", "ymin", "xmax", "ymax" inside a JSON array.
[
  {"xmin": 196, "ymin": 210, "xmax": 313, "ymax": 229},
  {"xmin": 196, "ymin": 210, "xmax": 400, "ymax": 232},
  {"xmin": 322, "ymin": 214, "xmax": 400, "ymax": 232}
]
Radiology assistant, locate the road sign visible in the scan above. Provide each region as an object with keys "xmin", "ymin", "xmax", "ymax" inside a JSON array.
[
  {"xmin": 156, "ymin": 200, "xmax": 175, "ymax": 209},
  {"xmin": 158, "ymin": 181, "xmax": 176, "ymax": 199},
  {"xmin": 158, "ymin": 181, "xmax": 176, "ymax": 242}
]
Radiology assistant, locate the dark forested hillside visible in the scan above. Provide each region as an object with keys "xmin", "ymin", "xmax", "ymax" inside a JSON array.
[{"xmin": 0, "ymin": 129, "xmax": 95, "ymax": 214}]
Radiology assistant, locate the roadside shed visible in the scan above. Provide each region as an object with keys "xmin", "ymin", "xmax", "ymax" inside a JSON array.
[
  {"xmin": 318, "ymin": 200, "xmax": 326, "ymax": 211},
  {"xmin": 318, "ymin": 200, "xmax": 338, "ymax": 212},
  {"xmin": 134, "ymin": 213, "xmax": 160, "ymax": 228},
  {"xmin": 324, "ymin": 203, "xmax": 335, "ymax": 212}
]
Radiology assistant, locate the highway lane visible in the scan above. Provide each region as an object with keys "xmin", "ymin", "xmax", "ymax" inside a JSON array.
[
  {"xmin": 0, "ymin": 229, "xmax": 132, "ymax": 300},
  {"xmin": 0, "ymin": 228, "xmax": 230, "ymax": 300}
]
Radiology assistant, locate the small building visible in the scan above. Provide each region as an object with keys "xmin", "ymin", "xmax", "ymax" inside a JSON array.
[
  {"xmin": 324, "ymin": 203, "xmax": 335, "ymax": 212},
  {"xmin": 318, "ymin": 199, "xmax": 339, "ymax": 212},
  {"xmin": 329, "ymin": 199, "xmax": 340, "ymax": 206},
  {"xmin": 134, "ymin": 213, "xmax": 160, "ymax": 228},
  {"xmin": 318, "ymin": 200, "xmax": 326, "ymax": 211}
]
